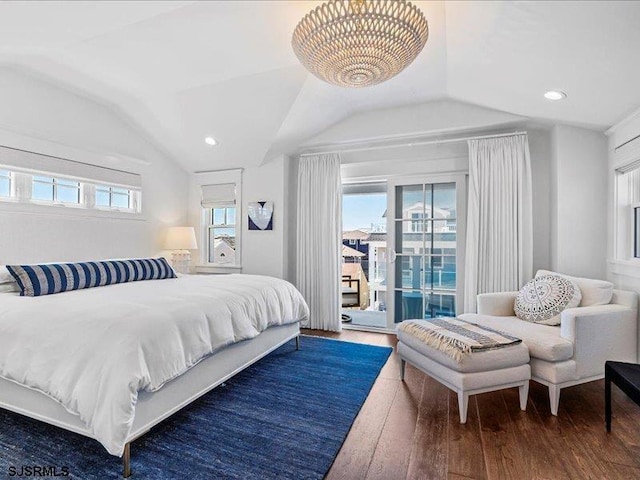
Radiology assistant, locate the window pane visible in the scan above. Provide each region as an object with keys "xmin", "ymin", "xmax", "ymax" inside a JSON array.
[
  {"xmin": 32, "ymin": 181, "xmax": 54, "ymax": 201},
  {"xmin": 0, "ymin": 177, "xmax": 9, "ymax": 197},
  {"xmin": 57, "ymin": 178, "xmax": 79, "ymax": 188},
  {"xmin": 433, "ymin": 183, "xmax": 456, "ymax": 219},
  {"xmin": 111, "ymin": 193, "xmax": 130, "ymax": 208},
  {"xmin": 395, "ymin": 184, "xmax": 426, "ymax": 220},
  {"xmin": 395, "ymin": 220, "xmax": 422, "ymax": 254},
  {"xmin": 208, "ymin": 227, "xmax": 236, "ymax": 264},
  {"xmin": 57, "ymin": 185, "xmax": 80, "ymax": 203},
  {"xmin": 395, "ymin": 255, "xmax": 423, "ymax": 290},
  {"xmin": 33, "ymin": 175, "xmax": 53, "ymax": 183},
  {"xmin": 112, "ymin": 187, "xmax": 129, "ymax": 195},
  {"xmin": 394, "ymin": 290, "xmax": 423, "ymax": 323},
  {"xmin": 96, "ymin": 189, "xmax": 110, "ymax": 206},
  {"xmin": 424, "ymin": 293, "xmax": 456, "ymax": 319},
  {"xmin": 213, "ymin": 208, "xmax": 226, "ymax": 225},
  {"xmin": 226, "ymin": 207, "xmax": 236, "ymax": 225}
]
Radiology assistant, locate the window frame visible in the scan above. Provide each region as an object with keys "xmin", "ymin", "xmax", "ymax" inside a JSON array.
[
  {"xmin": 31, "ymin": 175, "xmax": 82, "ymax": 205},
  {"xmin": 631, "ymin": 202, "xmax": 640, "ymax": 259},
  {"xmin": 0, "ymin": 167, "xmax": 142, "ymax": 215},
  {"xmin": 204, "ymin": 205, "xmax": 240, "ymax": 267},
  {"xmin": 94, "ymin": 184, "xmax": 137, "ymax": 212},
  {"xmin": 194, "ymin": 170, "xmax": 243, "ymax": 272},
  {"xmin": 614, "ymin": 165, "xmax": 640, "ymax": 263},
  {"xmin": 0, "ymin": 169, "xmax": 11, "ymax": 198}
]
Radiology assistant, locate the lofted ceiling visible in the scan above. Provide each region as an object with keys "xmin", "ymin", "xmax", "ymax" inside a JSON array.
[{"xmin": 0, "ymin": 1, "xmax": 639, "ymax": 172}]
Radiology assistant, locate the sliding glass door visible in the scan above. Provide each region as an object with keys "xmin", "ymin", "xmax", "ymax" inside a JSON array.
[{"xmin": 386, "ymin": 175, "xmax": 466, "ymax": 327}]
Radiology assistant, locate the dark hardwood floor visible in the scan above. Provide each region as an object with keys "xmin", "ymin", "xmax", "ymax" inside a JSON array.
[{"xmin": 302, "ymin": 328, "xmax": 640, "ymax": 480}]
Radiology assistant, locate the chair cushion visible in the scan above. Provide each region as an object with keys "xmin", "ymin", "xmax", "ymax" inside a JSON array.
[
  {"xmin": 397, "ymin": 327, "xmax": 530, "ymax": 373},
  {"xmin": 514, "ymin": 274, "xmax": 581, "ymax": 326},
  {"xmin": 536, "ymin": 269, "xmax": 613, "ymax": 307},
  {"xmin": 458, "ymin": 313, "xmax": 574, "ymax": 362}
]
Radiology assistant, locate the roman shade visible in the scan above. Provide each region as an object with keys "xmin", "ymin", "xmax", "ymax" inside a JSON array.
[
  {"xmin": 0, "ymin": 145, "xmax": 141, "ymax": 188},
  {"xmin": 201, "ymin": 183, "xmax": 236, "ymax": 208}
]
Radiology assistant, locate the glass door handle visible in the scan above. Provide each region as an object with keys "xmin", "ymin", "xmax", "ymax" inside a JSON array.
[{"xmin": 389, "ymin": 249, "xmax": 397, "ymax": 263}]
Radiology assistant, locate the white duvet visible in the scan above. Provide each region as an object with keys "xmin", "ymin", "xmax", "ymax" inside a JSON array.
[{"xmin": 0, "ymin": 274, "xmax": 309, "ymax": 456}]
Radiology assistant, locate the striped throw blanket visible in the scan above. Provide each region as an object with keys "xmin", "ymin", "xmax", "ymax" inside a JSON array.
[{"xmin": 398, "ymin": 318, "xmax": 522, "ymax": 363}]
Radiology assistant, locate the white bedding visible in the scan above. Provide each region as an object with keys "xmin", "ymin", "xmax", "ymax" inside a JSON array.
[{"xmin": 0, "ymin": 274, "xmax": 309, "ymax": 456}]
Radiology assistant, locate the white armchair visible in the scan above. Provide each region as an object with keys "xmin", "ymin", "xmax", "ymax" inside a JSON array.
[{"xmin": 460, "ymin": 278, "xmax": 638, "ymax": 416}]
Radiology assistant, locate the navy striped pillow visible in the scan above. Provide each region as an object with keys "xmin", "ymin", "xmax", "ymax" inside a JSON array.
[{"xmin": 6, "ymin": 258, "xmax": 177, "ymax": 297}]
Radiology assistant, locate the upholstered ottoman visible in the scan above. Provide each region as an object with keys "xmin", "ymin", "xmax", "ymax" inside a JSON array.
[{"xmin": 396, "ymin": 318, "xmax": 531, "ymax": 423}]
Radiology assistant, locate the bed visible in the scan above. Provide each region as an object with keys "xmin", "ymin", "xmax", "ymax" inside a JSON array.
[{"xmin": 0, "ymin": 271, "xmax": 309, "ymax": 477}]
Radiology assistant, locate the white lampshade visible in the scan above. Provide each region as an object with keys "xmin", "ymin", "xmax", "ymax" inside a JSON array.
[{"xmin": 164, "ymin": 226, "xmax": 198, "ymax": 250}]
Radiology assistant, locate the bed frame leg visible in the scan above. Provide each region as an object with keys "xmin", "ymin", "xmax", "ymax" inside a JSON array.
[
  {"xmin": 295, "ymin": 335, "xmax": 300, "ymax": 351},
  {"xmin": 123, "ymin": 442, "xmax": 131, "ymax": 478}
]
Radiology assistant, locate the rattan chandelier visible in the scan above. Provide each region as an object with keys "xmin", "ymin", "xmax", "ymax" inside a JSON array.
[{"xmin": 292, "ymin": 0, "xmax": 429, "ymax": 88}]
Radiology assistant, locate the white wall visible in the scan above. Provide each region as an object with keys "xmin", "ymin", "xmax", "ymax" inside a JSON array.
[
  {"xmin": 305, "ymin": 99, "xmax": 526, "ymax": 147},
  {"xmin": 528, "ymin": 128, "xmax": 553, "ymax": 273},
  {"xmin": 242, "ymin": 156, "xmax": 290, "ymax": 278},
  {"xmin": 0, "ymin": 66, "xmax": 188, "ymax": 264},
  {"xmin": 188, "ymin": 156, "xmax": 291, "ymax": 279},
  {"xmin": 550, "ymin": 125, "xmax": 608, "ymax": 279}
]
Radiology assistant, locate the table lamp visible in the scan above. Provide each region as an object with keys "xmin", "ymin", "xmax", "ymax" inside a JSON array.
[{"xmin": 164, "ymin": 226, "xmax": 198, "ymax": 274}]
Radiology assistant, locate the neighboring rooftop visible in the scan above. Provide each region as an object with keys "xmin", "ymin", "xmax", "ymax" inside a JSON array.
[{"xmin": 342, "ymin": 230, "xmax": 370, "ymax": 240}]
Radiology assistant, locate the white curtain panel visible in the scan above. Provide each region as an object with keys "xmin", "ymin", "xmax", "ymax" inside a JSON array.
[
  {"xmin": 296, "ymin": 154, "xmax": 342, "ymax": 331},
  {"xmin": 464, "ymin": 134, "xmax": 533, "ymax": 313}
]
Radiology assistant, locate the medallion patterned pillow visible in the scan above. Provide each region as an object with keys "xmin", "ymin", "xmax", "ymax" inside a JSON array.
[{"xmin": 514, "ymin": 274, "xmax": 582, "ymax": 326}]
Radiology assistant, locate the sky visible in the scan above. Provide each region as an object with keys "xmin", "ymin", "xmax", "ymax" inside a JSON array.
[
  {"xmin": 342, "ymin": 184, "xmax": 456, "ymax": 231},
  {"xmin": 343, "ymin": 193, "xmax": 386, "ymax": 231}
]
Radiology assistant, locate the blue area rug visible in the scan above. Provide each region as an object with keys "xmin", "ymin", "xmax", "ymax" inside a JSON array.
[{"xmin": 0, "ymin": 336, "xmax": 392, "ymax": 479}]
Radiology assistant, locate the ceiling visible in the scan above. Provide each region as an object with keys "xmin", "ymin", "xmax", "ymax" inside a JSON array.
[{"xmin": 0, "ymin": 1, "xmax": 639, "ymax": 172}]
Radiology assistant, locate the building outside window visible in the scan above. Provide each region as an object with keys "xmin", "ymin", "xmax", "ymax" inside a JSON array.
[
  {"xmin": 208, "ymin": 206, "xmax": 237, "ymax": 264},
  {"xmin": 410, "ymin": 212, "xmax": 424, "ymax": 232}
]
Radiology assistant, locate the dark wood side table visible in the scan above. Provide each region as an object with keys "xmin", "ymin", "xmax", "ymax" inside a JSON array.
[{"xmin": 605, "ymin": 361, "xmax": 640, "ymax": 432}]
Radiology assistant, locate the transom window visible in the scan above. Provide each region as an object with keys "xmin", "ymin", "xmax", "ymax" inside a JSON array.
[
  {"xmin": 0, "ymin": 170, "xmax": 10, "ymax": 197},
  {"xmin": 0, "ymin": 163, "xmax": 141, "ymax": 215},
  {"xmin": 208, "ymin": 207, "xmax": 237, "ymax": 264},
  {"xmin": 32, "ymin": 176, "xmax": 80, "ymax": 204},
  {"xmin": 96, "ymin": 185, "xmax": 132, "ymax": 209}
]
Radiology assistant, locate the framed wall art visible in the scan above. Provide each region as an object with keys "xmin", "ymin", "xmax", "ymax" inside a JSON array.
[{"xmin": 248, "ymin": 201, "xmax": 273, "ymax": 230}]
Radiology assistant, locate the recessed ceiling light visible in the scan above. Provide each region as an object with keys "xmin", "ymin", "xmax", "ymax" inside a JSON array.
[
  {"xmin": 544, "ymin": 90, "xmax": 567, "ymax": 101},
  {"xmin": 204, "ymin": 136, "xmax": 217, "ymax": 146}
]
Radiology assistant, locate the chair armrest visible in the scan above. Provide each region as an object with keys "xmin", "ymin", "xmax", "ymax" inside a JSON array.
[
  {"xmin": 477, "ymin": 292, "xmax": 518, "ymax": 316},
  {"xmin": 560, "ymin": 305, "xmax": 638, "ymax": 378}
]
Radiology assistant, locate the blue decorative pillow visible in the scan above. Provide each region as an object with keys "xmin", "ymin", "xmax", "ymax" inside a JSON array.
[{"xmin": 6, "ymin": 258, "xmax": 177, "ymax": 297}]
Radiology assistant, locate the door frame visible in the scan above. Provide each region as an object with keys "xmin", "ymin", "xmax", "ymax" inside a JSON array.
[{"xmin": 386, "ymin": 173, "xmax": 467, "ymax": 329}]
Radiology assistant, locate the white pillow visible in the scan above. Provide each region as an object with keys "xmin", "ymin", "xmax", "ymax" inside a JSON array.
[
  {"xmin": 0, "ymin": 265, "xmax": 13, "ymax": 284},
  {"xmin": 536, "ymin": 269, "xmax": 613, "ymax": 307},
  {"xmin": 515, "ymin": 274, "xmax": 582, "ymax": 326},
  {"xmin": 0, "ymin": 282, "xmax": 17, "ymax": 293}
]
